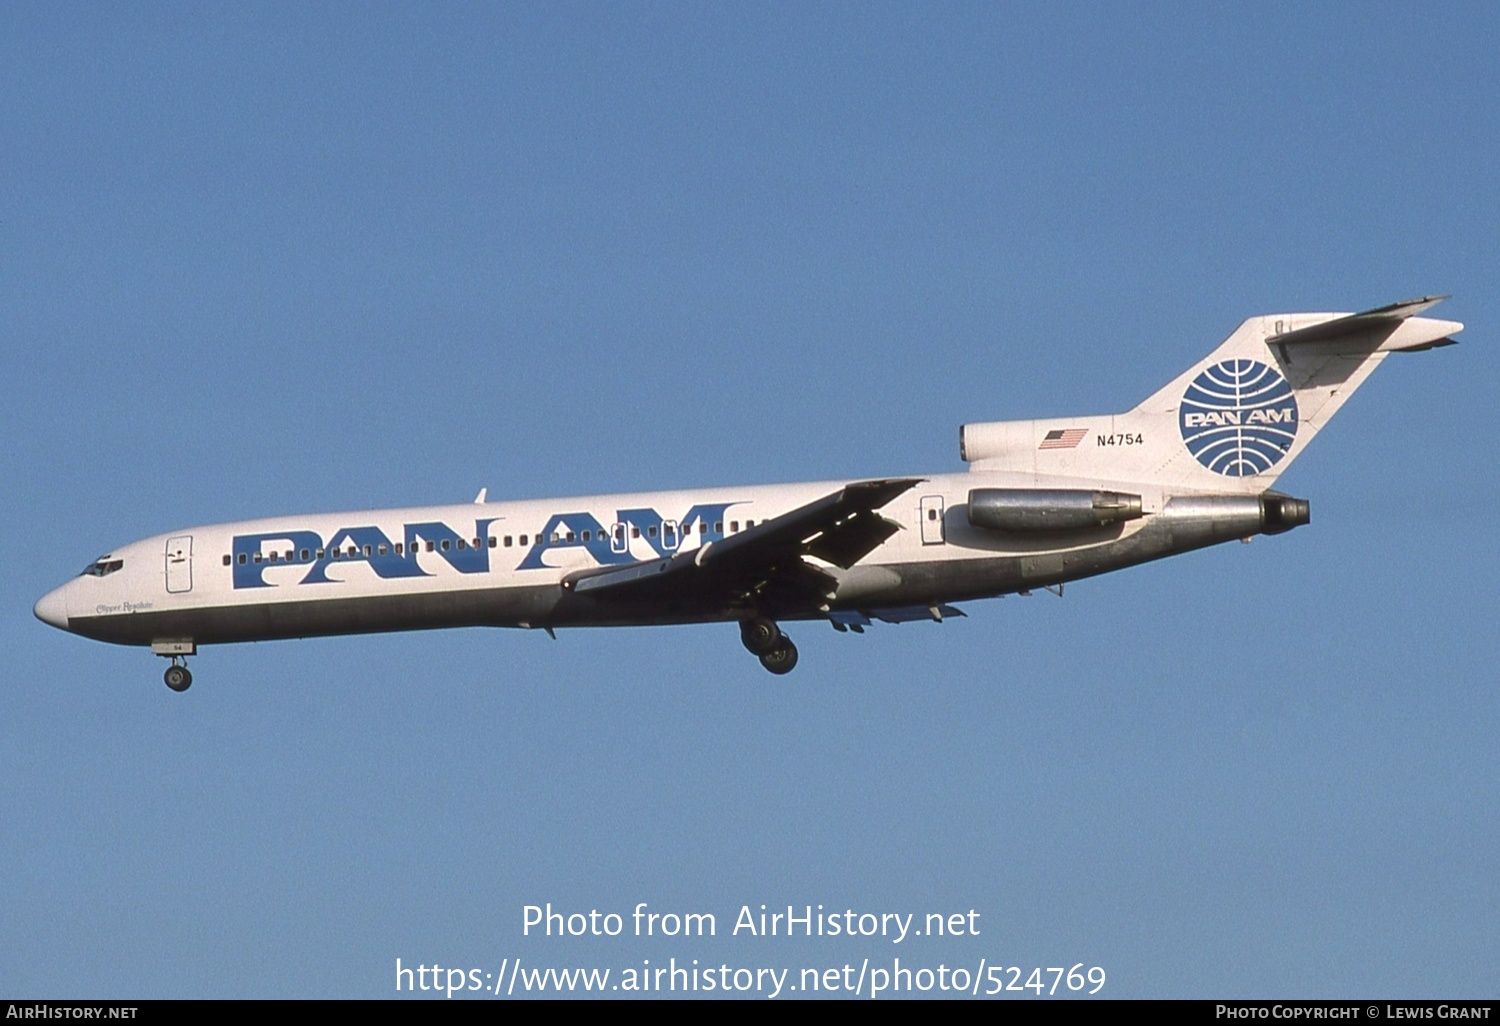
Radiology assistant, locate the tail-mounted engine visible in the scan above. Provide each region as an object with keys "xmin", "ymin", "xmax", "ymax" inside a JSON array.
[
  {"xmin": 967, "ymin": 489, "xmax": 1144, "ymax": 533},
  {"xmin": 967, "ymin": 488, "xmax": 1310, "ymax": 537}
]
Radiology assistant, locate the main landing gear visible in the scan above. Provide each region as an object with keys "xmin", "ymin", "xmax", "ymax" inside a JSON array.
[
  {"xmin": 740, "ymin": 616, "xmax": 798, "ymax": 675},
  {"xmin": 163, "ymin": 657, "xmax": 193, "ymax": 692}
]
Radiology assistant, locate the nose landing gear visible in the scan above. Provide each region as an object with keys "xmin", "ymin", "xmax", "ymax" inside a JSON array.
[
  {"xmin": 152, "ymin": 641, "xmax": 197, "ymax": 692},
  {"xmin": 163, "ymin": 658, "xmax": 193, "ymax": 692}
]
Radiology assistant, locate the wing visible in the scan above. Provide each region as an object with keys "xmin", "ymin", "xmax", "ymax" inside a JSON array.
[{"xmin": 563, "ymin": 478, "xmax": 923, "ymax": 616}]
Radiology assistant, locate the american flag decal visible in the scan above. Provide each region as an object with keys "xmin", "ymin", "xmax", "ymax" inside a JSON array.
[{"xmin": 1038, "ymin": 428, "xmax": 1088, "ymax": 450}]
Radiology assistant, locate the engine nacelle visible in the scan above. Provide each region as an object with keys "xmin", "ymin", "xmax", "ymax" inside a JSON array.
[
  {"xmin": 968, "ymin": 489, "xmax": 1144, "ymax": 533},
  {"xmin": 1152, "ymin": 493, "xmax": 1311, "ymax": 539},
  {"xmin": 1260, "ymin": 493, "xmax": 1310, "ymax": 534}
]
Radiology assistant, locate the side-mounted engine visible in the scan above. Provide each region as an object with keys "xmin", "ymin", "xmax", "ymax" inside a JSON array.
[
  {"xmin": 966, "ymin": 488, "xmax": 1310, "ymax": 536},
  {"xmin": 967, "ymin": 489, "xmax": 1143, "ymax": 532}
]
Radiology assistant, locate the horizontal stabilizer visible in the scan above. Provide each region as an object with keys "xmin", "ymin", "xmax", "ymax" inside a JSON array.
[
  {"xmin": 1390, "ymin": 335, "xmax": 1458, "ymax": 353},
  {"xmin": 1268, "ymin": 295, "xmax": 1450, "ymax": 347}
]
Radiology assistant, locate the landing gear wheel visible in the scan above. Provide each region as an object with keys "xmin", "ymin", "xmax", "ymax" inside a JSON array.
[
  {"xmin": 164, "ymin": 664, "xmax": 192, "ymax": 692},
  {"xmin": 740, "ymin": 616, "xmax": 782, "ymax": 656},
  {"xmin": 759, "ymin": 637, "xmax": 798, "ymax": 675}
]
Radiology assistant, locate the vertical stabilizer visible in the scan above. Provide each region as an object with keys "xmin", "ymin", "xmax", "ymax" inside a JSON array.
[{"xmin": 961, "ymin": 297, "xmax": 1461, "ymax": 492}]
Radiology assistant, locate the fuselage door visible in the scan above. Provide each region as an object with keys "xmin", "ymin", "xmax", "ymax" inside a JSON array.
[
  {"xmin": 919, "ymin": 496, "xmax": 946, "ymax": 545},
  {"xmin": 661, "ymin": 519, "xmax": 680, "ymax": 552},
  {"xmin": 165, "ymin": 535, "xmax": 193, "ymax": 593},
  {"xmin": 610, "ymin": 522, "xmax": 628, "ymax": 555}
]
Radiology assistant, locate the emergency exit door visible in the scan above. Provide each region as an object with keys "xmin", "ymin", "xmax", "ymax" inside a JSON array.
[
  {"xmin": 165, "ymin": 536, "xmax": 193, "ymax": 593},
  {"xmin": 919, "ymin": 496, "xmax": 946, "ymax": 545}
]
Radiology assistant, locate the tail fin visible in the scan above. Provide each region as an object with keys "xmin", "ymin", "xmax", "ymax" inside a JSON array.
[{"xmin": 961, "ymin": 297, "xmax": 1461, "ymax": 492}]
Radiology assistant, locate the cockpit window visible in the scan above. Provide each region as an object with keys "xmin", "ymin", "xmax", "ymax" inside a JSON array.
[{"xmin": 81, "ymin": 557, "xmax": 124, "ymax": 578}]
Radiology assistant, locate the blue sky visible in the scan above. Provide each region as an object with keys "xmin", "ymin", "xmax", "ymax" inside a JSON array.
[{"xmin": 4, "ymin": 3, "xmax": 1497, "ymax": 999}]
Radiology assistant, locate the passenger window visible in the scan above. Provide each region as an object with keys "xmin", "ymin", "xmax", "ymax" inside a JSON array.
[
  {"xmin": 237, "ymin": 554, "xmax": 247, "ymax": 565},
  {"xmin": 520, "ymin": 535, "xmax": 528, "ymax": 546},
  {"xmin": 457, "ymin": 539, "xmax": 466, "ymax": 550},
  {"xmin": 441, "ymin": 539, "xmax": 451, "ymax": 552},
  {"xmin": 301, "ymin": 549, "xmax": 311, "ymax": 561},
  {"xmin": 566, "ymin": 531, "xmax": 575, "ymax": 542},
  {"xmin": 504, "ymin": 536, "xmax": 513, "ymax": 547},
  {"xmin": 222, "ymin": 555, "xmax": 231, "ymax": 566},
  {"xmin": 378, "ymin": 544, "xmax": 388, "ymax": 556},
  {"xmin": 730, "ymin": 521, "xmax": 739, "ymax": 532},
  {"xmin": 269, "ymin": 552, "xmax": 279, "ymax": 563},
  {"xmin": 253, "ymin": 553, "xmax": 263, "ymax": 564},
  {"xmin": 316, "ymin": 549, "xmax": 325, "ymax": 559},
  {"xmin": 362, "ymin": 545, "xmax": 372, "ymax": 557},
  {"xmin": 395, "ymin": 543, "xmax": 403, "ymax": 555},
  {"xmin": 488, "ymin": 537, "xmax": 497, "ymax": 548},
  {"xmin": 426, "ymin": 541, "xmax": 435, "ymax": 552},
  {"xmin": 348, "ymin": 546, "xmax": 357, "ymax": 557},
  {"xmin": 581, "ymin": 530, "xmax": 591, "ymax": 542},
  {"xmin": 648, "ymin": 526, "xmax": 657, "ymax": 537},
  {"xmin": 632, "ymin": 527, "xmax": 640, "ymax": 539}
]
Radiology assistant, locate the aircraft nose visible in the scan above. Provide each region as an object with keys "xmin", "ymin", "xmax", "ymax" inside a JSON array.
[{"xmin": 34, "ymin": 584, "xmax": 70, "ymax": 630}]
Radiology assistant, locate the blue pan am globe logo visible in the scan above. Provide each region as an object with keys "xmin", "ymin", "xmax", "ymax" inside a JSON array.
[{"xmin": 1178, "ymin": 360, "xmax": 1300, "ymax": 476}]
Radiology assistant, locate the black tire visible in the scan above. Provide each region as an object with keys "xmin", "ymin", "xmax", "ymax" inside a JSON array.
[
  {"xmin": 759, "ymin": 638, "xmax": 798, "ymax": 675},
  {"xmin": 740, "ymin": 616, "xmax": 782, "ymax": 656},
  {"xmin": 164, "ymin": 665, "xmax": 192, "ymax": 692}
]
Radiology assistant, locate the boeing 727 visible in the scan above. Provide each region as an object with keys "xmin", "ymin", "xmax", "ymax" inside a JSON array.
[{"xmin": 34, "ymin": 297, "xmax": 1461, "ymax": 690}]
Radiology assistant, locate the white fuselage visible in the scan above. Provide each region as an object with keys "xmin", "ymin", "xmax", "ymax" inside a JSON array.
[{"xmin": 36, "ymin": 469, "xmax": 1206, "ymax": 649}]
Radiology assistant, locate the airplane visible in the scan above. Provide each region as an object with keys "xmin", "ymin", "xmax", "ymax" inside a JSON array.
[{"xmin": 34, "ymin": 296, "xmax": 1461, "ymax": 691}]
